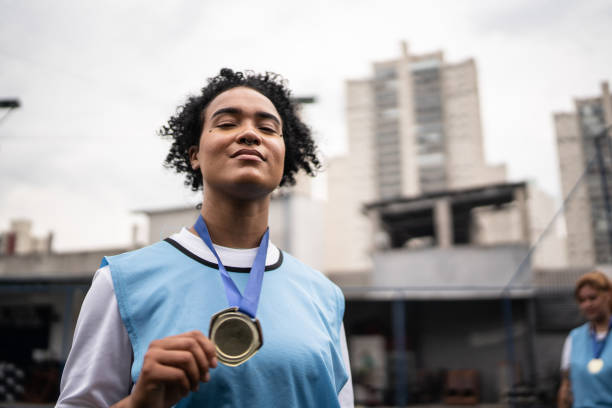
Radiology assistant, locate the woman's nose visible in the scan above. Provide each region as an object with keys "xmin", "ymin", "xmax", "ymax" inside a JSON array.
[{"xmin": 237, "ymin": 126, "xmax": 262, "ymax": 146}]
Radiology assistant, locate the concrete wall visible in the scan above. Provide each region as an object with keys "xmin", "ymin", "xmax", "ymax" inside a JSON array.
[
  {"xmin": 472, "ymin": 204, "xmax": 523, "ymax": 246},
  {"xmin": 554, "ymin": 112, "xmax": 595, "ymax": 267},
  {"xmin": 324, "ymin": 79, "xmax": 377, "ymax": 274},
  {"xmin": 147, "ymin": 207, "xmax": 199, "ymax": 244},
  {"xmin": 443, "ymin": 59, "xmax": 485, "ymax": 189},
  {"xmin": 372, "ymin": 244, "xmax": 531, "ymax": 298},
  {"xmin": 442, "ymin": 59, "xmax": 507, "ymax": 190},
  {"xmin": 471, "ymin": 186, "xmax": 568, "ymax": 269},
  {"xmin": 0, "ymin": 248, "xmax": 126, "ymax": 278},
  {"xmin": 398, "ymin": 45, "xmax": 420, "ymax": 197},
  {"xmin": 269, "ymin": 192, "xmax": 325, "ymax": 271},
  {"xmin": 527, "ymin": 186, "xmax": 568, "ymax": 268}
]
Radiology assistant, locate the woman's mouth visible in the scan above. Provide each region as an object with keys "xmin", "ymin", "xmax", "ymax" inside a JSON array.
[{"xmin": 231, "ymin": 149, "xmax": 265, "ymax": 161}]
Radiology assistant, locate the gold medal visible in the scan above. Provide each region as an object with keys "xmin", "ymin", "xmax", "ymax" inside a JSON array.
[
  {"xmin": 209, "ymin": 307, "xmax": 263, "ymax": 367},
  {"xmin": 588, "ymin": 358, "xmax": 604, "ymax": 374}
]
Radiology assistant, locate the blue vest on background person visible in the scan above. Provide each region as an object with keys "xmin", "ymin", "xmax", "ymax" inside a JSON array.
[
  {"xmin": 101, "ymin": 239, "xmax": 348, "ymax": 408},
  {"xmin": 569, "ymin": 323, "xmax": 612, "ymax": 407}
]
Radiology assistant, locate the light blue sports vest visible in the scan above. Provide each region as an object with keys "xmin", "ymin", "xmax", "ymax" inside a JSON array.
[
  {"xmin": 569, "ymin": 323, "xmax": 612, "ymax": 407},
  {"xmin": 101, "ymin": 238, "xmax": 348, "ymax": 407}
]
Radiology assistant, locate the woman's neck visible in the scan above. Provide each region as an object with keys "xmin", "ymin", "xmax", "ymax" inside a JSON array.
[
  {"xmin": 192, "ymin": 189, "xmax": 270, "ymax": 249},
  {"xmin": 593, "ymin": 311, "xmax": 612, "ymax": 332}
]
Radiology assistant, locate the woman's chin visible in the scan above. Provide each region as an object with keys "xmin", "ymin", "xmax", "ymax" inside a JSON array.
[
  {"xmin": 585, "ymin": 312, "xmax": 602, "ymax": 322},
  {"xmin": 222, "ymin": 181, "xmax": 277, "ymax": 201}
]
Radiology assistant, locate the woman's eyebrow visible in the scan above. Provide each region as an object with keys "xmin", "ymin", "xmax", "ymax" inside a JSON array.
[
  {"xmin": 211, "ymin": 107, "xmax": 241, "ymax": 119},
  {"xmin": 210, "ymin": 107, "xmax": 280, "ymax": 125},
  {"xmin": 256, "ymin": 111, "xmax": 281, "ymax": 125}
]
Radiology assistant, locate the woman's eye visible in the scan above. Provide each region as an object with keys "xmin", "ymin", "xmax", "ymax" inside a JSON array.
[
  {"xmin": 217, "ymin": 123, "xmax": 236, "ymax": 129},
  {"xmin": 259, "ymin": 127, "xmax": 276, "ymax": 134}
]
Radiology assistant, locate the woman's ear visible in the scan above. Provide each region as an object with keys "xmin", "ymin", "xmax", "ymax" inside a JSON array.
[{"xmin": 189, "ymin": 146, "xmax": 200, "ymax": 170}]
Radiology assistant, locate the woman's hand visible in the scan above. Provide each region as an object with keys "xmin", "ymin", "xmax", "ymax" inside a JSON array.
[{"xmin": 111, "ymin": 331, "xmax": 217, "ymax": 408}]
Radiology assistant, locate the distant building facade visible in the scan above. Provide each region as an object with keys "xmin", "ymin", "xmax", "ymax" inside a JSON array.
[
  {"xmin": 0, "ymin": 219, "xmax": 52, "ymax": 256},
  {"xmin": 554, "ymin": 81, "xmax": 612, "ymax": 266},
  {"xmin": 326, "ymin": 42, "xmax": 509, "ymax": 274}
]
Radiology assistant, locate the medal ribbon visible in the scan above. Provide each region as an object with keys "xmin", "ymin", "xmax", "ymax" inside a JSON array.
[
  {"xmin": 194, "ymin": 215, "xmax": 269, "ymax": 318},
  {"xmin": 591, "ymin": 317, "xmax": 612, "ymax": 359}
]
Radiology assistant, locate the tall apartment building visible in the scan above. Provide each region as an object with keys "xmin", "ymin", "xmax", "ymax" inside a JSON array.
[
  {"xmin": 554, "ymin": 81, "xmax": 612, "ymax": 266},
  {"xmin": 325, "ymin": 43, "xmax": 506, "ymax": 274}
]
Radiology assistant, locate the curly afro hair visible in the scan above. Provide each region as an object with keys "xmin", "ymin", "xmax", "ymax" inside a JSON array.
[{"xmin": 159, "ymin": 68, "xmax": 321, "ymax": 191}]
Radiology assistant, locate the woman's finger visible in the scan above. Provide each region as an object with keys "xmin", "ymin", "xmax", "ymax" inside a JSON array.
[
  {"xmin": 181, "ymin": 333, "xmax": 212, "ymax": 381},
  {"xmin": 150, "ymin": 331, "xmax": 217, "ymax": 381},
  {"xmin": 189, "ymin": 330, "xmax": 218, "ymax": 369},
  {"xmin": 146, "ymin": 362, "xmax": 192, "ymax": 398},
  {"xmin": 153, "ymin": 349, "xmax": 201, "ymax": 391},
  {"xmin": 149, "ymin": 333, "xmax": 215, "ymax": 381}
]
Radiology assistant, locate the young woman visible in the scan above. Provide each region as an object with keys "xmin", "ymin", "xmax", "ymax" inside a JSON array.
[
  {"xmin": 558, "ymin": 271, "xmax": 612, "ymax": 408},
  {"xmin": 57, "ymin": 69, "xmax": 353, "ymax": 407}
]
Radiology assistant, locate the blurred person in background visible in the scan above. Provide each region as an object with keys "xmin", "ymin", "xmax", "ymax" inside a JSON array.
[
  {"xmin": 56, "ymin": 68, "xmax": 353, "ymax": 408},
  {"xmin": 558, "ymin": 271, "xmax": 612, "ymax": 408}
]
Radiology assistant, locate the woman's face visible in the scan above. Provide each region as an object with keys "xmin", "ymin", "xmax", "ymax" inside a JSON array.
[
  {"xmin": 577, "ymin": 284, "xmax": 611, "ymax": 322},
  {"xmin": 190, "ymin": 86, "xmax": 285, "ymax": 200}
]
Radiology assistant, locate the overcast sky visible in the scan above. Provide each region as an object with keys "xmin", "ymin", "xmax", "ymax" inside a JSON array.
[{"xmin": 1, "ymin": 0, "xmax": 611, "ymax": 251}]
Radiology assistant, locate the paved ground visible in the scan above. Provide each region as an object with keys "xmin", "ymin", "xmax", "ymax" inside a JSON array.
[
  {"xmin": 355, "ymin": 405, "xmax": 507, "ymax": 408},
  {"xmin": 0, "ymin": 404, "xmax": 67, "ymax": 408},
  {"xmin": 0, "ymin": 403, "xmax": 509, "ymax": 408}
]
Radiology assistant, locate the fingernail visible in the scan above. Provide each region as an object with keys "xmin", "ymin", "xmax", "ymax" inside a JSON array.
[{"xmin": 205, "ymin": 372, "xmax": 211, "ymax": 382}]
